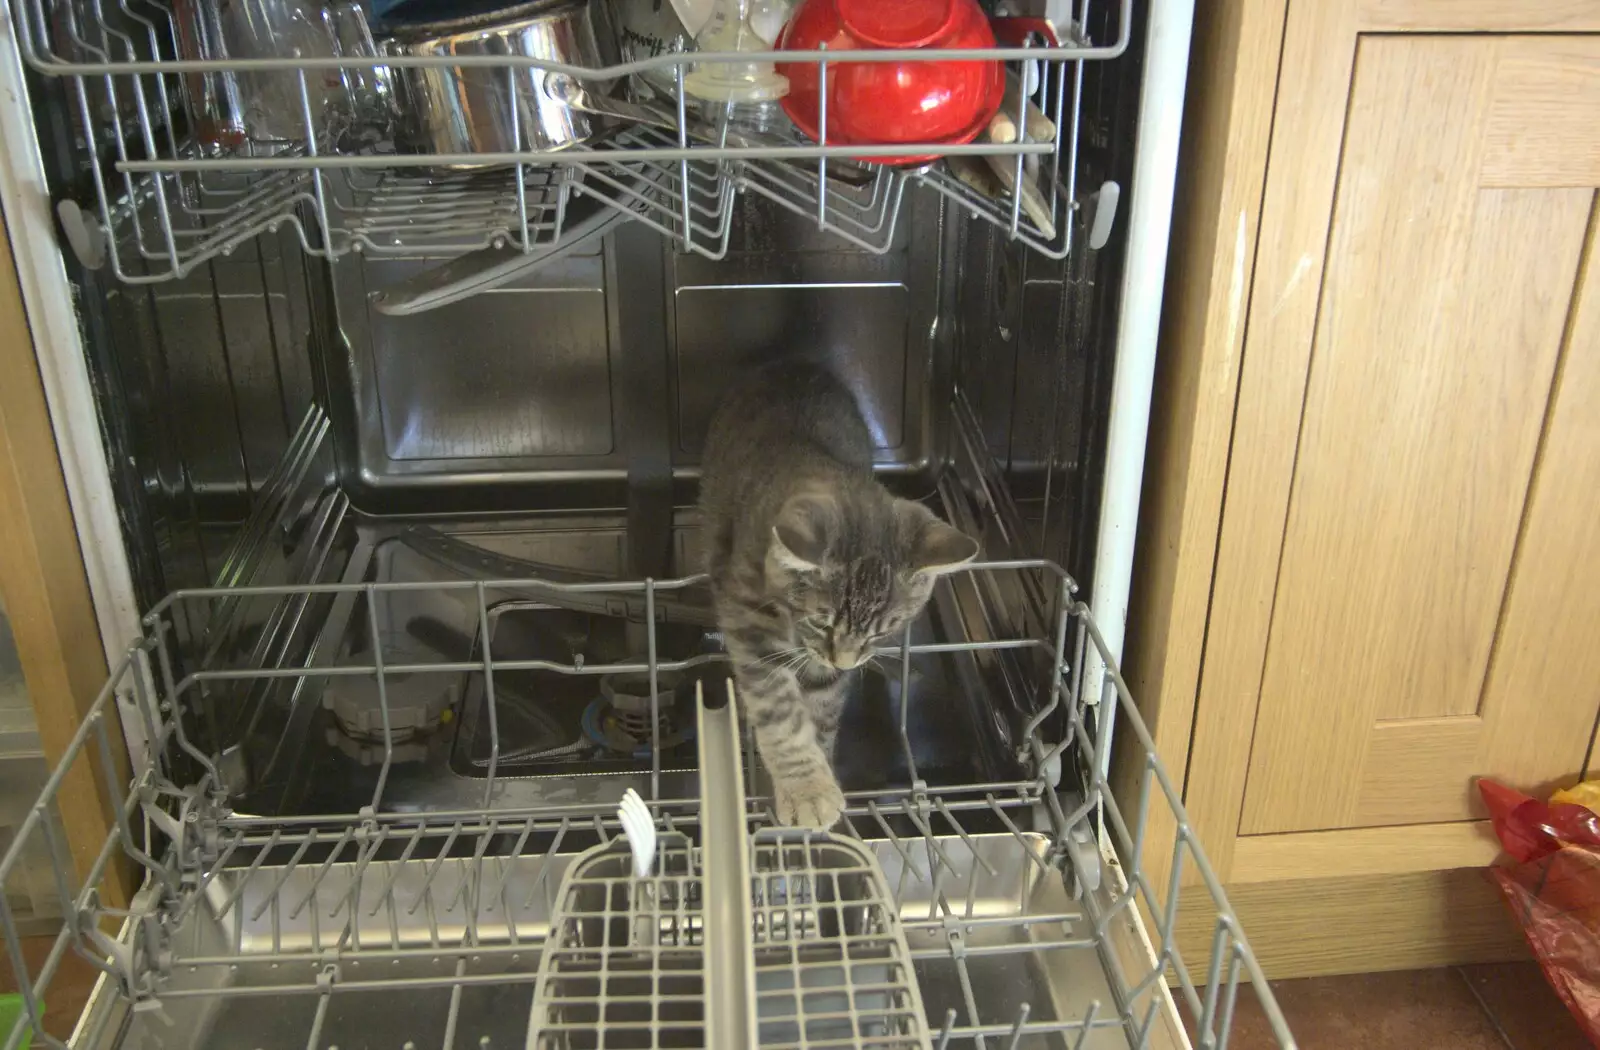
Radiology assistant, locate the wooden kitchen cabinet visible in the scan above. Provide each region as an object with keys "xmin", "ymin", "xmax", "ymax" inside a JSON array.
[
  {"xmin": 0, "ymin": 210, "xmax": 123, "ymax": 904},
  {"xmin": 1236, "ymin": 33, "xmax": 1600, "ymax": 835},
  {"xmin": 1130, "ymin": 0, "xmax": 1600, "ymax": 976}
]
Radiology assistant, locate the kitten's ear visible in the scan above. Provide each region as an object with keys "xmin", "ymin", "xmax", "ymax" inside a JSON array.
[
  {"xmin": 899, "ymin": 502, "xmax": 979, "ymax": 575},
  {"xmin": 770, "ymin": 494, "xmax": 836, "ymax": 573}
]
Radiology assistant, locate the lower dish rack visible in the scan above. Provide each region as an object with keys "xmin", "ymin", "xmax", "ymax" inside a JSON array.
[{"xmin": 0, "ymin": 561, "xmax": 1298, "ymax": 1050}]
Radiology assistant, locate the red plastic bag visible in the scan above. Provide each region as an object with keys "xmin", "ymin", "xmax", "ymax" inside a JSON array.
[
  {"xmin": 1480, "ymin": 778, "xmax": 1600, "ymax": 862},
  {"xmin": 1479, "ymin": 779, "xmax": 1600, "ymax": 1048}
]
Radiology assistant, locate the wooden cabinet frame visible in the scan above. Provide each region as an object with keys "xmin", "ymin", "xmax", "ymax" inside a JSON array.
[
  {"xmin": 0, "ymin": 210, "xmax": 126, "ymax": 904},
  {"xmin": 1128, "ymin": 0, "xmax": 1600, "ymax": 974}
]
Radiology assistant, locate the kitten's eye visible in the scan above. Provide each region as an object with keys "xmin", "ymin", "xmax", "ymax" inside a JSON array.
[{"xmin": 799, "ymin": 616, "xmax": 833, "ymax": 640}]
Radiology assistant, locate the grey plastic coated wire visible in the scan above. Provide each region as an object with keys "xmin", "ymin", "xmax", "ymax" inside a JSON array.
[
  {"xmin": 0, "ymin": 555, "xmax": 1299, "ymax": 1050},
  {"xmin": 11, "ymin": 0, "xmax": 1110, "ymax": 282},
  {"xmin": 13, "ymin": 0, "xmax": 1131, "ymax": 76}
]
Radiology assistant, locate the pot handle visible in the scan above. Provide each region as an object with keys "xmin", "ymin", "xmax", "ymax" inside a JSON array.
[{"xmin": 989, "ymin": 15, "xmax": 1061, "ymax": 47}]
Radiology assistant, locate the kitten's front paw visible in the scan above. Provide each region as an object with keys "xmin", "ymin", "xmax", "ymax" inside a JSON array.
[{"xmin": 774, "ymin": 778, "xmax": 847, "ymax": 829}]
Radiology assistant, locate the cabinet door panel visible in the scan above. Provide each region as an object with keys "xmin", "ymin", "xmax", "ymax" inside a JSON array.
[{"xmin": 1238, "ymin": 35, "xmax": 1600, "ymax": 833}]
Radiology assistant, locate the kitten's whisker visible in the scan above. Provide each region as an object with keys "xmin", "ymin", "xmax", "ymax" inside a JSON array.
[
  {"xmin": 754, "ymin": 649, "xmax": 814, "ymax": 683},
  {"xmin": 757, "ymin": 646, "xmax": 805, "ymax": 666}
]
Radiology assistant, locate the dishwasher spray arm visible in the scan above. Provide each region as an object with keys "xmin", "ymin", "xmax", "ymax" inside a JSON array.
[{"xmin": 396, "ymin": 525, "xmax": 716, "ymax": 627}]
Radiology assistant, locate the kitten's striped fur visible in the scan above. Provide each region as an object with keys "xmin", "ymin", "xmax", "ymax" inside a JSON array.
[{"xmin": 699, "ymin": 362, "xmax": 979, "ymax": 827}]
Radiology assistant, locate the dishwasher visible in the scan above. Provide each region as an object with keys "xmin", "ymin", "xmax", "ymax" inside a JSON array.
[{"xmin": 0, "ymin": 0, "xmax": 1297, "ymax": 1045}]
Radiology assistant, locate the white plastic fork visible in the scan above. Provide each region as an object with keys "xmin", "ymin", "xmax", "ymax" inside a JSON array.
[{"xmin": 617, "ymin": 788, "xmax": 657, "ymax": 880}]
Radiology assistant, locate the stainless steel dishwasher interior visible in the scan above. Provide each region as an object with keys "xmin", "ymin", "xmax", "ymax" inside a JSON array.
[
  {"xmin": 46, "ymin": 41, "xmax": 1144, "ymax": 1041},
  {"xmin": 132, "ymin": 182, "xmax": 1112, "ymax": 827},
  {"xmin": 70, "ymin": 187, "xmax": 1135, "ymax": 1049}
]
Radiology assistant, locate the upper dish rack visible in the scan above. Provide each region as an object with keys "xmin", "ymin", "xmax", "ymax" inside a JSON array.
[{"xmin": 9, "ymin": 0, "xmax": 1130, "ymax": 283}]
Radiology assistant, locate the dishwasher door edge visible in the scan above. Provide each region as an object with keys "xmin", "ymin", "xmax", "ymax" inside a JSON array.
[
  {"xmin": 0, "ymin": 20, "xmax": 147, "ymax": 768},
  {"xmin": 1083, "ymin": 0, "xmax": 1197, "ymax": 777}
]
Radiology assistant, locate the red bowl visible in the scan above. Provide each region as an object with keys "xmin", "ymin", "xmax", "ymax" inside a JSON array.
[{"xmin": 776, "ymin": 0, "xmax": 1004, "ymax": 166}]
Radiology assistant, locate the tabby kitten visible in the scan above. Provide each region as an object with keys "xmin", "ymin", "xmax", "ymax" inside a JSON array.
[{"xmin": 699, "ymin": 361, "xmax": 980, "ymax": 827}]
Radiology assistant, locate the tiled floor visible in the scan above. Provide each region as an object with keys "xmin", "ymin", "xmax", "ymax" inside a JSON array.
[
  {"xmin": 1192, "ymin": 963, "xmax": 1593, "ymax": 1050},
  {"xmin": 0, "ymin": 935, "xmax": 100, "ymax": 1042}
]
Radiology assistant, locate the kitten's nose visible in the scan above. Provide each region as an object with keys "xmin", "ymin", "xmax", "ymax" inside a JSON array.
[{"xmin": 832, "ymin": 645, "xmax": 867, "ymax": 670}]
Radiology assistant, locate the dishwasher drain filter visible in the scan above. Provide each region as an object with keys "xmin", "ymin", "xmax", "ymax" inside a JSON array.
[{"xmin": 528, "ymin": 831, "xmax": 931, "ymax": 1049}]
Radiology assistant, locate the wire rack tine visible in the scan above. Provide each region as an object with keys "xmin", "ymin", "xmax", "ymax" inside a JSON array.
[
  {"xmin": 302, "ymin": 981, "xmax": 332, "ymax": 1050},
  {"xmin": 1215, "ymin": 948, "xmax": 1244, "ymax": 1050},
  {"xmin": 364, "ymin": 584, "xmax": 394, "ymax": 811},
  {"xmin": 646, "ymin": 578, "xmax": 662, "ymax": 800},
  {"xmin": 477, "ymin": 581, "xmax": 500, "ymax": 807},
  {"xmin": 674, "ymin": 66, "xmax": 691, "ymax": 252},
  {"xmin": 1008, "ymin": 40, "xmax": 1029, "ymax": 239},
  {"xmin": 508, "ymin": 65, "xmax": 528, "ymax": 248}
]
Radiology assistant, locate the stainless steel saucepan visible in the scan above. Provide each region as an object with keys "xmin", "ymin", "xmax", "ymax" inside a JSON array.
[
  {"xmin": 372, "ymin": 0, "xmax": 823, "ymax": 165},
  {"xmin": 380, "ymin": 0, "xmax": 623, "ymax": 159}
]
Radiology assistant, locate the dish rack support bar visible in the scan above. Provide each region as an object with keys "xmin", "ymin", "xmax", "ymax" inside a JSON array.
[{"xmin": 696, "ymin": 678, "xmax": 760, "ymax": 1050}]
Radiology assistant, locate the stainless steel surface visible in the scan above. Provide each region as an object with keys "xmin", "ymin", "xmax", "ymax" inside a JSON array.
[
  {"xmin": 0, "ymin": 560, "xmax": 1298, "ymax": 1050},
  {"xmin": 76, "ymin": 143, "xmax": 1107, "ymax": 841},
  {"xmin": 319, "ymin": 186, "xmax": 942, "ymax": 503},
  {"xmin": 382, "ymin": 0, "xmax": 623, "ymax": 161},
  {"xmin": 27, "ymin": 0, "xmax": 1121, "ymax": 819}
]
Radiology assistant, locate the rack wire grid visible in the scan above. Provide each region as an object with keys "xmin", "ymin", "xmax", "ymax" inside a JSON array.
[
  {"xmin": 0, "ymin": 561, "xmax": 1298, "ymax": 1050},
  {"xmin": 529, "ymin": 834, "xmax": 714, "ymax": 1050},
  {"xmin": 8, "ymin": 0, "xmax": 1127, "ymax": 281},
  {"xmin": 530, "ymin": 828, "xmax": 931, "ymax": 1049}
]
